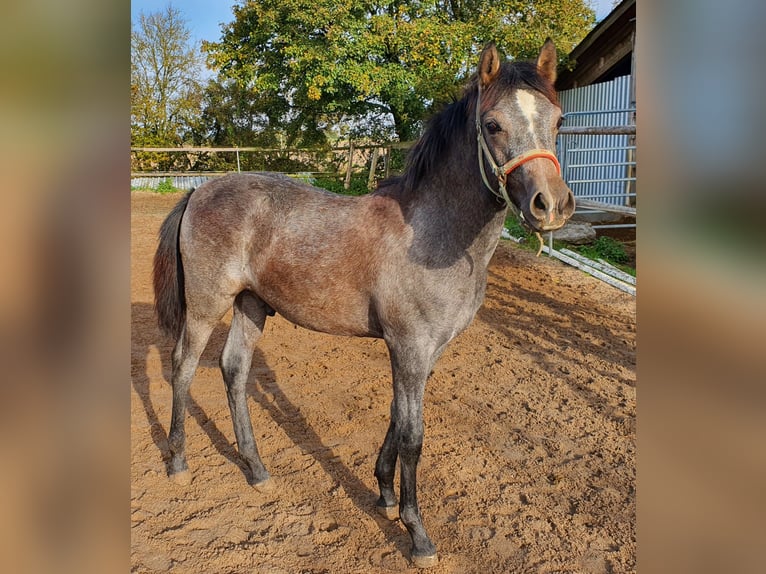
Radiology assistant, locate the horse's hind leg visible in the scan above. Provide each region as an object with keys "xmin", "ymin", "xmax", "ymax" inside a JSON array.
[
  {"xmin": 167, "ymin": 314, "xmax": 218, "ymax": 484},
  {"xmin": 220, "ymin": 291, "xmax": 271, "ymax": 489}
]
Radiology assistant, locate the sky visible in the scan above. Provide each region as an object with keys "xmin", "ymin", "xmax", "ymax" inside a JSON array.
[
  {"xmin": 131, "ymin": 1, "xmax": 618, "ymax": 46},
  {"xmin": 130, "ymin": 0, "xmax": 238, "ymax": 45}
]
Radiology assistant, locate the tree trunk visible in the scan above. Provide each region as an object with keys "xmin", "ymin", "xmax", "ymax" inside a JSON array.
[{"xmin": 390, "ymin": 105, "xmax": 415, "ymax": 143}]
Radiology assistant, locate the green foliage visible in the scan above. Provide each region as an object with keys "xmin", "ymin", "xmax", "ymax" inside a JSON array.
[
  {"xmin": 155, "ymin": 178, "xmax": 178, "ymax": 194},
  {"xmin": 503, "ymin": 215, "xmax": 550, "ymax": 253},
  {"xmin": 198, "ymin": 78, "xmax": 286, "ymax": 150},
  {"xmin": 504, "ymin": 215, "xmax": 530, "ymax": 241},
  {"xmin": 131, "ymin": 1, "xmax": 596, "ymax": 172},
  {"xmin": 204, "ymin": 0, "xmax": 596, "ymax": 144},
  {"xmin": 577, "ymin": 236, "xmax": 629, "ymax": 265},
  {"xmin": 314, "ymin": 176, "xmax": 370, "ymax": 196}
]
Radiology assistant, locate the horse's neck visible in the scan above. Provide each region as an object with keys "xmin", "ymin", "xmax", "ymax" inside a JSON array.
[{"xmin": 406, "ymin": 159, "xmax": 507, "ymax": 265}]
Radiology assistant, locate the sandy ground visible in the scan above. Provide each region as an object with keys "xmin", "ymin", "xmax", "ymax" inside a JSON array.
[{"xmin": 131, "ymin": 191, "xmax": 635, "ymax": 573}]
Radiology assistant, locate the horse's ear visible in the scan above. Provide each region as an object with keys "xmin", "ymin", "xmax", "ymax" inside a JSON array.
[
  {"xmin": 536, "ymin": 38, "xmax": 558, "ymax": 84},
  {"xmin": 479, "ymin": 42, "xmax": 501, "ymax": 88}
]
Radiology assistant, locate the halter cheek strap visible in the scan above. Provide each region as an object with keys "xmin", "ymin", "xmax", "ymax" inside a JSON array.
[{"xmin": 475, "ymin": 85, "xmax": 561, "ymax": 222}]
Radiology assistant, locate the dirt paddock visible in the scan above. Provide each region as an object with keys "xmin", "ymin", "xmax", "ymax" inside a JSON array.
[{"xmin": 131, "ymin": 191, "xmax": 635, "ymax": 573}]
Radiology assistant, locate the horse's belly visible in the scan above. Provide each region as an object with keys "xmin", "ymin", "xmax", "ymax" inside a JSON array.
[
  {"xmin": 268, "ymin": 296, "xmax": 377, "ymax": 338},
  {"xmin": 253, "ymin": 262, "xmax": 379, "ymax": 338}
]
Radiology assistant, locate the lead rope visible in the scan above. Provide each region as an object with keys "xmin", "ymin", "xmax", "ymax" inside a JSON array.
[{"xmin": 475, "ymin": 86, "xmax": 545, "ymax": 256}]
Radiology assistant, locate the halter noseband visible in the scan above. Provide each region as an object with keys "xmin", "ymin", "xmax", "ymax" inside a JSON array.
[{"xmin": 475, "ymin": 85, "xmax": 561, "ymax": 222}]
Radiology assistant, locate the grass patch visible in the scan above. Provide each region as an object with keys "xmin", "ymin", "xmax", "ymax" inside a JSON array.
[
  {"xmin": 504, "ymin": 215, "xmax": 530, "ymax": 241},
  {"xmin": 504, "ymin": 216, "xmax": 635, "ymax": 276},
  {"xmin": 503, "ymin": 215, "xmax": 554, "ymax": 253},
  {"xmin": 155, "ymin": 177, "xmax": 178, "ymax": 194},
  {"xmin": 314, "ymin": 175, "xmax": 370, "ymax": 196},
  {"xmin": 574, "ymin": 236, "xmax": 634, "ymax": 276},
  {"xmin": 577, "ymin": 236, "xmax": 629, "ymax": 264}
]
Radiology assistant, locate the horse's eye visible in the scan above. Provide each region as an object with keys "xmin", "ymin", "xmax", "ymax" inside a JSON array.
[
  {"xmin": 556, "ymin": 117, "xmax": 564, "ymax": 129},
  {"xmin": 485, "ymin": 120, "xmax": 501, "ymax": 135}
]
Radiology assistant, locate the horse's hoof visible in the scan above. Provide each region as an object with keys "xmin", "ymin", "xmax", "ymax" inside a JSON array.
[
  {"xmin": 411, "ymin": 553, "xmax": 438, "ymax": 568},
  {"xmin": 170, "ymin": 470, "xmax": 192, "ymax": 486},
  {"xmin": 253, "ymin": 477, "xmax": 274, "ymax": 492},
  {"xmin": 376, "ymin": 504, "xmax": 399, "ymax": 521}
]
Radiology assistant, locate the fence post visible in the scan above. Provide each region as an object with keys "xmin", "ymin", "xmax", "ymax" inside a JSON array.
[
  {"xmin": 344, "ymin": 140, "xmax": 354, "ymax": 190},
  {"xmin": 236, "ymin": 147, "xmax": 241, "ymax": 172},
  {"xmin": 384, "ymin": 146, "xmax": 391, "ymax": 178},
  {"xmin": 367, "ymin": 147, "xmax": 380, "ymax": 190}
]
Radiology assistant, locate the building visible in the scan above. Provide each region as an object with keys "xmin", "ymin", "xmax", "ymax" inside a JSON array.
[{"xmin": 557, "ymin": 0, "xmax": 636, "ymax": 91}]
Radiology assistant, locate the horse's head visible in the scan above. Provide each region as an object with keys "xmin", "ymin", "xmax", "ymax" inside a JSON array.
[{"xmin": 475, "ymin": 40, "xmax": 575, "ymax": 232}]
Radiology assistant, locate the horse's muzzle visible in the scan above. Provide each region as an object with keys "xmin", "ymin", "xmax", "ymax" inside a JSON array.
[{"xmin": 528, "ymin": 184, "xmax": 576, "ymax": 232}]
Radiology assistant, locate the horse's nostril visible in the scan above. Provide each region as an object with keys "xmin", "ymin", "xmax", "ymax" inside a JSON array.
[
  {"xmin": 561, "ymin": 190, "xmax": 575, "ymax": 215},
  {"xmin": 532, "ymin": 192, "xmax": 547, "ymax": 213}
]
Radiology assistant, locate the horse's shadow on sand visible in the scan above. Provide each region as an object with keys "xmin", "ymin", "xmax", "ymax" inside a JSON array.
[{"xmin": 131, "ymin": 302, "xmax": 409, "ymax": 557}]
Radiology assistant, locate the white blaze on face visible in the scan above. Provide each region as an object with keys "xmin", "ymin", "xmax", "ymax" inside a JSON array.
[{"xmin": 515, "ymin": 90, "xmax": 539, "ymax": 145}]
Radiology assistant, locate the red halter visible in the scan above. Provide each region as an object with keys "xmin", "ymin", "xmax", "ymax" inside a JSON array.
[{"xmin": 499, "ymin": 149, "xmax": 561, "ymax": 177}]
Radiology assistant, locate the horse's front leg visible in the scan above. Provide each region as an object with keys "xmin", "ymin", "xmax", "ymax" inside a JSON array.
[
  {"xmin": 386, "ymin": 342, "xmax": 439, "ymax": 568},
  {"xmin": 374, "ymin": 406, "xmax": 399, "ymax": 519}
]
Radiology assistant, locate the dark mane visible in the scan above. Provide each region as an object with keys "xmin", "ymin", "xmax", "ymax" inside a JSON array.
[
  {"xmin": 378, "ymin": 59, "xmax": 559, "ymax": 194},
  {"xmin": 399, "ymin": 96, "xmax": 470, "ymax": 193}
]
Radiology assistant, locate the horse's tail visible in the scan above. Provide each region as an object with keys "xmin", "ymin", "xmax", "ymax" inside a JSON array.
[{"xmin": 153, "ymin": 190, "xmax": 194, "ymax": 340}]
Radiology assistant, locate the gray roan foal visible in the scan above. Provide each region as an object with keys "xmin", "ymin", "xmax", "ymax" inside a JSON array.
[{"xmin": 153, "ymin": 41, "xmax": 574, "ymax": 568}]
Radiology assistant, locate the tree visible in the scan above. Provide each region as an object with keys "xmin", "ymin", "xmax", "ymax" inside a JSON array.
[
  {"xmin": 131, "ymin": 4, "xmax": 204, "ymax": 154},
  {"xmin": 199, "ymin": 78, "xmax": 286, "ymax": 148},
  {"xmin": 204, "ymin": 0, "xmax": 595, "ymax": 143},
  {"xmin": 194, "ymin": 78, "xmax": 307, "ymax": 172}
]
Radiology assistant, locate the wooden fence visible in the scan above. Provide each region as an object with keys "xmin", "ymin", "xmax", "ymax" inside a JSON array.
[{"xmin": 131, "ymin": 142, "xmax": 414, "ymax": 191}]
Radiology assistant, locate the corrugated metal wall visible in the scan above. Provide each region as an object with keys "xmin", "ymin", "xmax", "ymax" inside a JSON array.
[
  {"xmin": 557, "ymin": 76, "xmax": 635, "ymax": 206},
  {"xmin": 130, "ymin": 175, "xmax": 218, "ymax": 191}
]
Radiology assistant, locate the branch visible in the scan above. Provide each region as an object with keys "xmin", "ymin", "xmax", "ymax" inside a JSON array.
[{"xmin": 360, "ymin": 100, "xmax": 393, "ymax": 114}]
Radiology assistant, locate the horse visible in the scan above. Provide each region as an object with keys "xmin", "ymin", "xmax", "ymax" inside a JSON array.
[{"xmin": 152, "ymin": 40, "xmax": 574, "ymax": 568}]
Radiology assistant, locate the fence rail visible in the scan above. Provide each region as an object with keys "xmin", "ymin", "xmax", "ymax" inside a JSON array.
[
  {"xmin": 130, "ymin": 142, "xmax": 413, "ymax": 153},
  {"xmin": 558, "ymin": 126, "xmax": 635, "ymax": 136}
]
